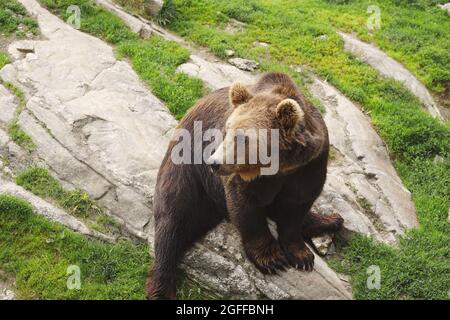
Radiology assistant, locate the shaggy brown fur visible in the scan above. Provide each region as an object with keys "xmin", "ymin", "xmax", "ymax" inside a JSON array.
[{"xmin": 146, "ymin": 72, "xmax": 343, "ymax": 299}]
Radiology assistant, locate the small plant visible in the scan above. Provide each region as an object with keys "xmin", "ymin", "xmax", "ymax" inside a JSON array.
[
  {"xmin": 0, "ymin": 79, "xmax": 36, "ymax": 152},
  {"xmin": 16, "ymin": 167, "xmax": 112, "ymax": 230},
  {"xmin": 156, "ymin": 0, "xmax": 178, "ymax": 26},
  {"xmin": 0, "ymin": 52, "xmax": 10, "ymax": 69},
  {"xmin": 0, "ymin": 0, "xmax": 39, "ymax": 36},
  {"xmin": 7, "ymin": 121, "xmax": 36, "ymax": 151}
]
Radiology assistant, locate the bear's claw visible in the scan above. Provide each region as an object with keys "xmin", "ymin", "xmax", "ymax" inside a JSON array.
[
  {"xmin": 281, "ymin": 243, "xmax": 315, "ymax": 271},
  {"xmin": 244, "ymin": 239, "xmax": 288, "ymax": 275}
]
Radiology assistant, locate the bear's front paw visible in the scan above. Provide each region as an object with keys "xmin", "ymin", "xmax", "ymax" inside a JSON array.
[
  {"xmin": 244, "ymin": 238, "xmax": 288, "ymax": 275},
  {"xmin": 281, "ymin": 242, "xmax": 315, "ymax": 271}
]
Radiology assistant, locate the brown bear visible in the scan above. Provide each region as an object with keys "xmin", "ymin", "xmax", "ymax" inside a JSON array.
[{"xmin": 146, "ymin": 72, "xmax": 343, "ymax": 299}]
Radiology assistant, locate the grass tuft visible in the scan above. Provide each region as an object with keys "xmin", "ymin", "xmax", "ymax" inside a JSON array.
[
  {"xmin": 0, "ymin": 0, "xmax": 39, "ymax": 37},
  {"xmin": 116, "ymin": 37, "xmax": 204, "ymax": 119},
  {"xmin": 15, "ymin": 167, "xmax": 116, "ymax": 234},
  {"xmin": 0, "ymin": 79, "xmax": 36, "ymax": 151},
  {"xmin": 0, "ymin": 51, "xmax": 10, "ymax": 69},
  {"xmin": 39, "ymin": 0, "xmax": 138, "ymax": 44},
  {"xmin": 0, "ymin": 194, "xmax": 149, "ymax": 299}
]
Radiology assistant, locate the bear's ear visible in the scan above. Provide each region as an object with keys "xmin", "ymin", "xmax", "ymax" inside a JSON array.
[
  {"xmin": 229, "ymin": 82, "xmax": 253, "ymax": 108},
  {"xmin": 276, "ymin": 99, "xmax": 304, "ymax": 133}
]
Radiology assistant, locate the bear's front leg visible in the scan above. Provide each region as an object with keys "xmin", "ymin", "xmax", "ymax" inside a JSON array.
[
  {"xmin": 274, "ymin": 201, "xmax": 315, "ymax": 271},
  {"xmin": 227, "ymin": 200, "xmax": 287, "ymax": 275}
]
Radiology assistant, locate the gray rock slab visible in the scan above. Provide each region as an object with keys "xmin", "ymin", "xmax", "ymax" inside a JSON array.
[
  {"xmin": 228, "ymin": 58, "xmax": 259, "ymax": 71},
  {"xmin": 310, "ymin": 78, "xmax": 418, "ymax": 243},
  {"xmin": 439, "ymin": 3, "xmax": 450, "ymax": 12},
  {"xmin": 338, "ymin": 31, "xmax": 443, "ymax": 120},
  {"xmin": 0, "ymin": 83, "xmax": 17, "ymax": 124},
  {"xmin": 177, "ymin": 55, "xmax": 255, "ymax": 89}
]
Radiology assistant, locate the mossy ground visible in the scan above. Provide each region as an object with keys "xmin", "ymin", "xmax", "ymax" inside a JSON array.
[
  {"xmin": 0, "ymin": 194, "xmax": 148, "ymax": 299},
  {"xmin": 16, "ymin": 167, "xmax": 120, "ymax": 235},
  {"xmin": 0, "ymin": 0, "xmax": 39, "ymax": 37}
]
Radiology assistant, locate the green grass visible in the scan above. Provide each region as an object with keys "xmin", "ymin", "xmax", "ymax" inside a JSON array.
[
  {"xmin": 0, "ymin": 79, "xmax": 36, "ymax": 151},
  {"xmin": 152, "ymin": 0, "xmax": 450, "ymax": 299},
  {"xmin": 15, "ymin": 167, "xmax": 119, "ymax": 235},
  {"xmin": 319, "ymin": 0, "xmax": 450, "ymax": 101},
  {"xmin": 0, "ymin": 194, "xmax": 149, "ymax": 299},
  {"xmin": 0, "ymin": 0, "xmax": 39, "ymax": 37},
  {"xmin": 0, "ymin": 51, "xmax": 9, "ymax": 69},
  {"xmin": 0, "ymin": 194, "xmax": 216, "ymax": 299}
]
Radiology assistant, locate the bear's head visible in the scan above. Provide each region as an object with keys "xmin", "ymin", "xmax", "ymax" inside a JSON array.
[{"xmin": 207, "ymin": 80, "xmax": 323, "ymax": 181}]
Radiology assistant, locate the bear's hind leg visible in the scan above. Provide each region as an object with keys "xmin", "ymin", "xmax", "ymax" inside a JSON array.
[{"xmin": 302, "ymin": 211, "xmax": 344, "ymax": 239}]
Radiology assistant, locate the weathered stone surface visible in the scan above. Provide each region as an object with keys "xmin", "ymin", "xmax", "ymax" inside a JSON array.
[
  {"xmin": 144, "ymin": 0, "xmax": 163, "ymax": 17},
  {"xmin": 0, "ymin": 179, "xmax": 114, "ymax": 242},
  {"xmin": 177, "ymin": 55, "xmax": 254, "ymax": 90},
  {"xmin": 0, "ymin": 271, "xmax": 15, "ymax": 301},
  {"xmin": 310, "ymin": 78, "xmax": 418, "ymax": 243},
  {"xmin": 150, "ymin": 223, "xmax": 352, "ymax": 299},
  {"xmin": 0, "ymin": 129, "xmax": 9, "ymax": 146},
  {"xmin": 228, "ymin": 58, "xmax": 259, "ymax": 71},
  {"xmin": 225, "ymin": 49, "xmax": 235, "ymax": 57},
  {"xmin": 225, "ymin": 19, "xmax": 246, "ymax": 33},
  {"xmin": 1, "ymin": 0, "xmax": 176, "ymax": 239},
  {"xmin": 0, "ymin": 84, "xmax": 17, "ymax": 124},
  {"xmin": 438, "ymin": 3, "xmax": 450, "ymax": 13},
  {"xmin": 338, "ymin": 31, "xmax": 444, "ymax": 120}
]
